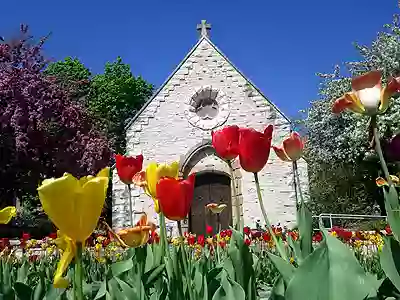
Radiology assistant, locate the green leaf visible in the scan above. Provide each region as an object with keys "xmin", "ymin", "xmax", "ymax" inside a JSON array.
[
  {"xmin": 94, "ymin": 280, "xmax": 107, "ymax": 300},
  {"xmin": 145, "ymin": 245, "xmax": 154, "ymax": 273},
  {"xmin": 212, "ymin": 271, "xmax": 245, "ymax": 300},
  {"xmin": 115, "ymin": 277, "xmax": 138, "ymax": 300},
  {"xmin": 285, "ymin": 231, "xmax": 378, "ymax": 300},
  {"xmin": 143, "ymin": 264, "xmax": 166, "ymax": 287},
  {"xmin": 384, "ymin": 186, "xmax": 400, "ymax": 242},
  {"xmin": 297, "ymin": 200, "xmax": 313, "ymax": 258},
  {"xmin": 111, "ymin": 257, "xmax": 134, "ymax": 277},
  {"xmin": 107, "ymin": 278, "xmax": 125, "ymax": 300},
  {"xmin": 380, "ymin": 236, "xmax": 400, "ymax": 292},
  {"xmin": 287, "ymin": 236, "xmax": 303, "ymax": 264},
  {"xmin": 269, "ymin": 276, "xmax": 286, "ymax": 300},
  {"xmin": 266, "ymin": 252, "xmax": 295, "ymax": 284},
  {"xmin": 33, "ymin": 273, "xmax": 45, "ymax": 300},
  {"xmin": 17, "ymin": 261, "xmax": 29, "ymax": 284},
  {"xmin": 13, "ymin": 282, "xmax": 33, "ymax": 300}
]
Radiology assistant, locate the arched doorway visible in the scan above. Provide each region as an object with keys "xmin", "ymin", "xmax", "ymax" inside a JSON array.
[{"xmin": 189, "ymin": 171, "xmax": 232, "ymax": 236}]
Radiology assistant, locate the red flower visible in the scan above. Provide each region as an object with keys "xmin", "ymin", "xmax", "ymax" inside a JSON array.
[
  {"xmin": 288, "ymin": 231, "xmax": 298, "ymax": 241},
  {"xmin": 115, "ymin": 154, "xmax": 144, "ymax": 185},
  {"xmin": 156, "ymin": 174, "xmax": 195, "ymax": 221},
  {"xmin": 262, "ymin": 232, "xmax": 271, "ymax": 242},
  {"xmin": 0, "ymin": 238, "xmax": 9, "ymax": 249},
  {"xmin": 206, "ymin": 225, "xmax": 213, "ymax": 236},
  {"xmin": 244, "ymin": 239, "xmax": 251, "ymax": 246},
  {"xmin": 220, "ymin": 230, "xmax": 227, "ymax": 238},
  {"xmin": 187, "ymin": 234, "xmax": 196, "ymax": 246},
  {"xmin": 238, "ymin": 125, "xmax": 273, "ymax": 173},
  {"xmin": 312, "ymin": 231, "xmax": 323, "ymax": 242},
  {"xmin": 48, "ymin": 232, "xmax": 57, "ymax": 239},
  {"xmin": 22, "ymin": 233, "xmax": 30, "ymax": 240},
  {"xmin": 219, "ymin": 240, "xmax": 226, "ymax": 248},
  {"xmin": 197, "ymin": 235, "xmax": 205, "ymax": 247},
  {"xmin": 226, "ymin": 229, "xmax": 232, "ymax": 237},
  {"xmin": 385, "ymin": 225, "xmax": 392, "ymax": 235},
  {"xmin": 211, "ymin": 125, "xmax": 240, "ymax": 160},
  {"xmin": 243, "ymin": 226, "xmax": 251, "ymax": 236}
]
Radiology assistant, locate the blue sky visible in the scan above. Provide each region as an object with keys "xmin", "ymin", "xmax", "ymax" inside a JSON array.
[{"xmin": 1, "ymin": 0, "xmax": 396, "ymax": 118}]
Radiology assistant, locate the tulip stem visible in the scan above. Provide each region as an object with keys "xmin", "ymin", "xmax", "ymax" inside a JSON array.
[
  {"xmin": 371, "ymin": 116, "xmax": 392, "ymax": 185},
  {"xmin": 74, "ymin": 242, "xmax": 84, "ymax": 300},
  {"xmin": 127, "ymin": 184, "xmax": 134, "ymax": 226},
  {"xmin": 227, "ymin": 160, "xmax": 242, "ymax": 232},
  {"xmin": 177, "ymin": 221, "xmax": 195, "ymax": 300},
  {"xmin": 159, "ymin": 213, "xmax": 170, "ymax": 259},
  {"xmin": 253, "ymin": 172, "xmax": 288, "ymax": 261}
]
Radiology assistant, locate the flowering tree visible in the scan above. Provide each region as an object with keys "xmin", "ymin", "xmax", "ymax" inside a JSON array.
[
  {"xmin": 45, "ymin": 56, "xmax": 154, "ymax": 155},
  {"xmin": 0, "ymin": 25, "xmax": 112, "ymax": 205},
  {"xmin": 303, "ymin": 15, "xmax": 400, "ymax": 215}
]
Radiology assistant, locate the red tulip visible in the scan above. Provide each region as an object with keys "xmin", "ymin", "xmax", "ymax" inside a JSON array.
[
  {"xmin": 206, "ymin": 225, "xmax": 213, "ymax": 235},
  {"xmin": 115, "ymin": 154, "xmax": 144, "ymax": 185},
  {"xmin": 238, "ymin": 125, "xmax": 273, "ymax": 173},
  {"xmin": 211, "ymin": 125, "xmax": 240, "ymax": 160},
  {"xmin": 244, "ymin": 239, "xmax": 251, "ymax": 246},
  {"xmin": 156, "ymin": 174, "xmax": 195, "ymax": 221},
  {"xmin": 272, "ymin": 131, "xmax": 304, "ymax": 162},
  {"xmin": 197, "ymin": 235, "xmax": 205, "ymax": 247}
]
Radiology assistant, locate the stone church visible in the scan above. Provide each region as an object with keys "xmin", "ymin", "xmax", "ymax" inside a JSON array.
[{"xmin": 112, "ymin": 20, "xmax": 308, "ymax": 235}]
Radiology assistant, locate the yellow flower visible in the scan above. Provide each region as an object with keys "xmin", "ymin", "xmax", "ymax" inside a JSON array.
[
  {"xmin": 133, "ymin": 161, "xmax": 179, "ymax": 213},
  {"xmin": 37, "ymin": 167, "xmax": 110, "ymax": 288},
  {"xmin": 376, "ymin": 175, "xmax": 400, "ymax": 187},
  {"xmin": 0, "ymin": 206, "xmax": 17, "ymax": 224},
  {"xmin": 115, "ymin": 214, "xmax": 156, "ymax": 248},
  {"xmin": 330, "ymin": 231, "xmax": 337, "ymax": 237},
  {"xmin": 206, "ymin": 203, "xmax": 227, "ymax": 214}
]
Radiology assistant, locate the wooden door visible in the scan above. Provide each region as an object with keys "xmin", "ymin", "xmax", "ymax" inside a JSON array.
[{"xmin": 189, "ymin": 172, "xmax": 232, "ymax": 236}]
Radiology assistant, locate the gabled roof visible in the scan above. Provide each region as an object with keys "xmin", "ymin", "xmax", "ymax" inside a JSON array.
[{"xmin": 125, "ymin": 36, "xmax": 291, "ymax": 131}]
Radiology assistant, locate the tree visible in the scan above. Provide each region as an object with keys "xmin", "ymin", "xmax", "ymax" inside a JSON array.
[
  {"xmin": 86, "ymin": 57, "xmax": 154, "ymax": 154},
  {"xmin": 45, "ymin": 56, "xmax": 154, "ymax": 155},
  {"xmin": 43, "ymin": 57, "xmax": 91, "ymax": 101},
  {"xmin": 303, "ymin": 15, "xmax": 400, "ymax": 215},
  {"xmin": 0, "ymin": 25, "xmax": 112, "ymax": 205}
]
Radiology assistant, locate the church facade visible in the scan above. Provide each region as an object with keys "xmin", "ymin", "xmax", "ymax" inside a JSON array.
[{"xmin": 112, "ymin": 21, "xmax": 308, "ymax": 235}]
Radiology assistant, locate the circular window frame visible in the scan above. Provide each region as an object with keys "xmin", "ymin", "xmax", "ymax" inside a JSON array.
[{"xmin": 184, "ymin": 86, "xmax": 230, "ymax": 130}]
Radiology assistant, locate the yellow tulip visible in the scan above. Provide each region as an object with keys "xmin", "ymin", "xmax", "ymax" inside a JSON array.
[
  {"xmin": 133, "ymin": 161, "xmax": 179, "ymax": 213},
  {"xmin": 37, "ymin": 167, "xmax": 109, "ymax": 288},
  {"xmin": 206, "ymin": 203, "xmax": 227, "ymax": 214},
  {"xmin": 0, "ymin": 206, "xmax": 16, "ymax": 224}
]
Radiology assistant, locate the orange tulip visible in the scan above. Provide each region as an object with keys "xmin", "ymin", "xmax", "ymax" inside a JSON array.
[
  {"xmin": 115, "ymin": 214, "xmax": 156, "ymax": 248},
  {"xmin": 272, "ymin": 131, "xmax": 304, "ymax": 162},
  {"xmin": 332, "ymin": 71, "xmax": 400, "ymax": 115}
]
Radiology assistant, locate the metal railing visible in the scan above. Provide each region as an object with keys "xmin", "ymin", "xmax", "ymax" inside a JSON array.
[{"xmin": 313, "ymin": 213, "xmax": 387, "ymax": 230}]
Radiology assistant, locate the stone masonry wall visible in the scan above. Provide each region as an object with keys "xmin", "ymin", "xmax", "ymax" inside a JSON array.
[{"xmin": 112, "ymin": 38, "xmax": 308, "ymax": 233}]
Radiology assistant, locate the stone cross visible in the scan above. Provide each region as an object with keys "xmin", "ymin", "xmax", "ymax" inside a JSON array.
[{"xmin": 197, "ymin": 20, "xmax": 211, "ymax": 38}]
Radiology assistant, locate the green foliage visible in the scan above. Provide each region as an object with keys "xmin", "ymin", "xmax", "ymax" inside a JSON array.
[
  {"xmin": 86, "ymin": 57, "xmax": 154, "ymax": 154},
  {"xmin": 303, "ymin": 15, "xmax": 400, "ymax": 215},
  {"xmin": 44, "ymin": 57, "xmax": 91, "ymax": 100}
]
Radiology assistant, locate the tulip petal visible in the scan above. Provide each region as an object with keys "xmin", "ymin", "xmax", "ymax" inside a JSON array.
[
  {"xmin": 272, "ymin": 146, "xmax": 291, "ymax": 161},
  {"xmin": 78, "ymin": 176, "xmax": 109, "ymax": 242},
  {"xmin": 117, "ymin": 224, "xmax": 152, "ymax": 248},
  {"xmin": 38, "ymin": 174, "xmax": 81, "ymax": 240},
  {"xmin": 157, "ymin": 161, "xmax": 180, "ymax": 179},
  {"xmin": 0, "ymin": 206, "xmax": 16, "ymax": 224},
  {"xmin": 145, "ymin": 163, "xmax": 158, "ymax": 199},
  {"xmin": 376, "ymin": 177, "xmax": 388, "ymax": 187},
  {"xmin": 352, "ymin": 70, "xmax": 382, "ymax": 91},
  {"xmin": 332, "ymin": 93, "xmax": 365, "ymax": 114},
  {"xmin": 53, "ymin": 236, "xmax": 76, "ymax": 288},
  {"xmin": 379, "ymin": 77, "xmax": 400, "ymax": 113}
]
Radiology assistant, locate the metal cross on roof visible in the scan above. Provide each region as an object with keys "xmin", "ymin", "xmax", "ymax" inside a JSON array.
[{"xmin": 197, "ymin": 20, "xmax": 211, "ymax": 38}]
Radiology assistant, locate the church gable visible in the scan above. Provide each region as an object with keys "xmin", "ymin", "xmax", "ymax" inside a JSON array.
[{"xmin": 112, "ymin": 21, "xmax": 305, "ymax": 231}]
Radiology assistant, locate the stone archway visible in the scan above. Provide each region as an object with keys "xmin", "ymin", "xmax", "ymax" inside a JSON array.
[{"xmin": 179, "ymin": 140, "xmax": 244, "ymax": 234}]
